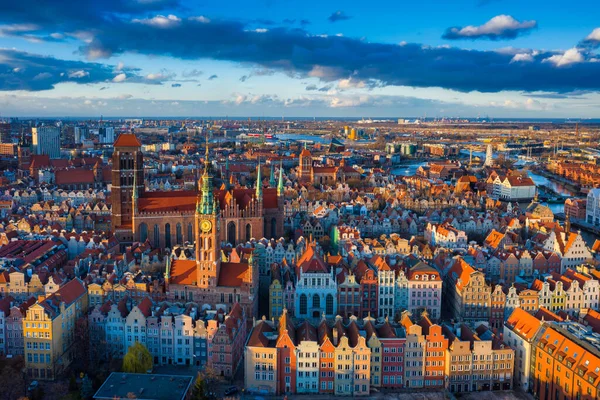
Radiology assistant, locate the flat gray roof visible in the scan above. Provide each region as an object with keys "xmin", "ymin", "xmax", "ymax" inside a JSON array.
[{"xmin": 93, "ymin": 373, "xmax": 193, "ymax": 400}]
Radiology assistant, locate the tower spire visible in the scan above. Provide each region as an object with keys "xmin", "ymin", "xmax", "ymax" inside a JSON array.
[
  {"xmin": 224, "ymin": 157, "xmax": 231, "ymax": 191},
  {"xmin": 199, "ymin": 132, "xmax": 215, "ymax": 214},
  {"xmin": 277, "ymin": 159, "xmax": 284, "ymax": 197},
  {"xmin": 256, "ymin": 158, "xmax": 263, "ymax": 200},
  {"xmin": 269, "ymin": 163, "xmax": 276, "ymax": 187},
  {"xmin": 164, "ymin": 255, "xmax": 171, "ymax": 281}
]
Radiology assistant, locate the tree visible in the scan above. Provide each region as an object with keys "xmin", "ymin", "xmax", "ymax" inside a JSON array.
[
  {"xmin": 191, "ymin": 373, "xmax": 208, "ymax": 400},
  {"xmin": 122, "ymin": 342, "xmax": 153, "ymax": 374},
  {"xmin": 0, "ymin": 358, "xmax": 25, "ymax": 400},
  {"xmin": 80, "ymin": 374, "xmax": 94, "ymax": 399}
]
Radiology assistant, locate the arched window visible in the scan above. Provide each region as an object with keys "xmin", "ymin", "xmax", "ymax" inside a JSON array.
[
  {"xmin": 187, "ymin": 223, "xmax": 193, "ymax": 243},
  {"xmin": 139, "ymin": 223, "xmax": 148, "ymax": 243},
  {"xmin": 312, "ymin": 294, "xmax": 320, "ymax": 309},
  {"xmin": 245, "ymin": 223, "xmax": 251, "ymax": 242},
  {"xmin": 227, "ymin": 221, "xmax": 236, "ymax": 245},
  {"xmin": 271, "ymin": 217, "xmax": 277, "ymax": 239},
  {"xmin": 326, "ymin": 294, "xmax": 334, "ymax": 315},
  {"xmin": 299, "ymin": 294, "xmax": 307, "ymax": 315},
  {"xmin": 165, "ymin": 223, "xmax": 171, "ymax": 248},
  {"xmin": 176, "ymin": 223, "xmax": 182, "ymax": 245},
  {"xmin": 153, "ymin": 225, "xmax": 160, "ymax": 248}
]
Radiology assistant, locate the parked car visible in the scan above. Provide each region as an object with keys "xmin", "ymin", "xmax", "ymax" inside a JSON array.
[{"xmin": 224, "ymin": 386, "xmax": 239, "ymax": 396}]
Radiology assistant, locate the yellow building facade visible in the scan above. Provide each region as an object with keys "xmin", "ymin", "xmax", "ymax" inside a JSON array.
[{"xmin": 24, "ymin": 279, "xmax": 88, "ymax": 380}]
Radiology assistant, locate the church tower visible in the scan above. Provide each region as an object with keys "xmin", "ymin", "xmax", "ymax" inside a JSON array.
[
  {"xmin": 299, "ymin": 143, "xmax": 312, "ymax": 182},
  {"xmin": 277, "ymin": 160, "xmax": 285, "ymax": 197},
  {"xmin": 196, "ymin": 140, "xmax": 220, "ymax": 289},
  {"xmin": 485, "ymin": 144, "xmax": 494, "ymax": 167},
  {"xmin": 111, "ymin": 133, "xmax": 144, "ymax": 246}
]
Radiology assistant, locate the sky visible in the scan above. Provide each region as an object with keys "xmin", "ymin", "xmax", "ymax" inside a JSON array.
[{"xmin": 1, "ymin": 0, "xmax": 600, "ymax": 118}]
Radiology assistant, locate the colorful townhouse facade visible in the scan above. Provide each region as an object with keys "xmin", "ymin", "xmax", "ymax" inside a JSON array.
[{"xmin": 23, "ymin": 278, "xmax": 88, "ymax": 380}]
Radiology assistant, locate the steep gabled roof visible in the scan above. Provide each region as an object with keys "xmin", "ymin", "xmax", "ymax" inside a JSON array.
[
  {"xmin": 114, "ymin": 133, "xmax": 142, "ymax": 147},
  {"xmin": 506, "ymin": 308, "xmax": 542, "ymax": 341}
]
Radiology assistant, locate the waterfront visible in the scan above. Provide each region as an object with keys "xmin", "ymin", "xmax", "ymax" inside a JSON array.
[
  {"xmin": 276, "ymin": 133, "xmax": 332, "ymax": 144},
  {"xmin": 391, "ymin": 162, "xmax": 427, "ymax": 176}
]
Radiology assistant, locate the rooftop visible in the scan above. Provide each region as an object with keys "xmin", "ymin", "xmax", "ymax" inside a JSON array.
[{"xmin": 93, "ymin": 373, "xmax": 193, "ymax": 400}]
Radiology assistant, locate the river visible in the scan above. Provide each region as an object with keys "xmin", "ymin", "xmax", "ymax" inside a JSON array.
[
  {"xmin": 391, "ymin": 162, "xmax": 427, "ymax": 176},
  {"xmin": 275, "ymin": 133, "xmax": 331, "ymax": 144}
]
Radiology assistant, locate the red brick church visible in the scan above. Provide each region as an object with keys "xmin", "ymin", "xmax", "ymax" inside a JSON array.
[{"xmin": 111, "ymin": 133, "xmax": 284, "ymax": 317}]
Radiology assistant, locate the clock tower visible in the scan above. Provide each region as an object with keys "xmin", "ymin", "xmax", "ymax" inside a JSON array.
[{"xmin": 196, "ymin": 140, "xmax": 220, "ymax": 289}]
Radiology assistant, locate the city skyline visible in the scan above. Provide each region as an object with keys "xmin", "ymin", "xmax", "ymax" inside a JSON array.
[{"xmin": 1, "ymin": 0, "xmax": 600, "ymax": 117}]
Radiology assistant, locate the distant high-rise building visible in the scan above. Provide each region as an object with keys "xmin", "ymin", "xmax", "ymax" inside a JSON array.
[
  {"xmin": 0, "ymin": 123, "xmax": 11, "ymax": 143},
  {"xmin": 32, "ymin": 126, "xmax": 61, "ymax": 158},
  {"xmin": 74, "ymin": 126, "xmax": 88, "ymax": 143},
  {"xmin": 98, "ymin": 126, "xmax": 115, "ymax": 144},
  {"xmin": 485, "ymin": 144, "xmax": 493, "ymax": 167}
]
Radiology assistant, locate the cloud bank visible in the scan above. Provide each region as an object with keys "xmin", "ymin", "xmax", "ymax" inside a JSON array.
[{"xmin": 0, "ymin": 1, "xmax": 598, "ymax": 95}]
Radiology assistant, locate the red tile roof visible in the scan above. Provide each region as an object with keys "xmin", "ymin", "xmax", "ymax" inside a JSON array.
[
  {"xmin": 137, "ymin": 297, "xmax": 153, "ymax": 318},
  {"xmin": 218, "ymin": 262, "xmax": 249, "ymax": 287},
  {"xmin": 40, "ymin": 278, "xmax": 86, "ymax": 318},
  {"xmin": 448, "ymin": 257, "xmax": 475, "ymax": 291},
  {"xmin": 29, "ymin": 154, "xmax": 50, "ymax": 169},
  {"xmin": 169, "ymin": 259, "xmax": 197, "ymax": 285},
  {"xmin": 506, "ymin": 308, "xmax": 542, "ymax": 340},
  {"xmin": 114, "ymin": 133, "xmax": 142, "ymax": 148},
  {"xmin": 138, "ymin": 191, "xmax": 197, "ymax": 213},
  {"xmin": 247, "ymin": 321, "xmax": 275, "ymax": 347},
  {"xmin": 55, "ymin": 169, "xmax": 95, "ymax": 185}
]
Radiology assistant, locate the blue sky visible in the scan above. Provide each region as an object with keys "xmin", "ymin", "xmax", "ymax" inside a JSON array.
[{"xmin": 0, "ymin": 0, "xmax": 600, "ymax": 117}]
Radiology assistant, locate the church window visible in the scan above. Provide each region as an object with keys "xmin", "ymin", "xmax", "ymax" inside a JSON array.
[
  {"xmin": 187, "ymin": 223, "xmax": 193, "ymax": 243},
  {"xmin": 165, "ymin": 223, "xmax": 171, "ymax": 249},
  {"xmin": 176, "ymin": 223, "xmax": 182, "ymax": 245},
  {"xmin": 227, "ymin": 222, "xmax": 236, "ymax": 245},
  {"xmin": 313, "ymin": 294, "xmax": 321, "ymax": 309},
  {"xmin": 153, "ymin": 225, "xmax": 160, "ymax": 248},
  {"xmin": 326, "ymin": 294, "xmax": 334, "ymax": 315},
  {"xmin": 246, "ymin": 223, "xmax": 252, "ymax": 242},
  {"xmin": 300, "ymin": 294, "xmax": 308, "ymax": 315},
  {"xmin": 271, "ymin": 217, "xmax": 277, "ymax": 239},
  {"xmin": 140, "ymin": 223, "xmax": 148, "ymax": 242}
]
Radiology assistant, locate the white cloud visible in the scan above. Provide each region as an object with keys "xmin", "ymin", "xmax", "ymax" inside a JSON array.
[
  {"xmin": 338, "ymin": 78, "xmax": 366, "ymax": 89},
  {"xmin": 449, "ymin": 15, "xmax": 536, "ymax": 38},
  {"xmin": 146, "ymin": 71, "xmax": 175, "ymax": 81},
  {"xmin": 50, "ymin": 32, "xmax": 64, "ymax": 39},
  {"xmin": 86, "ymin": 48, "xmax": 111, "ymax": 60},
  {"xmin": 543, "ymin": 48, "xmax": 584, "ymax": 67},
  {"xmin": 585, "ymin": 28, "xmax": 600, "ymax": 42},
  {"xmin": 134, "ymin": 14, "xmax": 181, "ymax": 28},
  {"xmin": 117, "ymin": 94, "xmax": 133, "ymax": 100},
  {"xmin": 112, "ymin": 73, "xmax": 126, "ymax": 82},
  {"xmin": 68, "ymin": 70, "xmax": 89, "ymax": 78},
  {"xmin": 33, "ymin": 72, "xmax": 52, "ymax": 80},
  {"xmin": 308, "ymin": 65, "xmax": 344, "ymax": 80},
  {"xmin": 511, "ymin": 53, "xmax": 534, "ymax": 63},
  {"xmin": 84, "ymin": 99, "xmax": 92, "ymax": 105},
  {"xmin": 190, "ymin": 16, "xmax": 211, "ymax": 23},
  {"xmin": 115, "ymin": 61, "xmax": 124, "ymax": 71}
]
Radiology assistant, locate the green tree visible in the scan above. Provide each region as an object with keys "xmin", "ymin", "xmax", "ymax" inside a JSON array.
[
  {"xmin": 191, "ymin": 373, "xmax": 208, "ymax": 400},
  {"xmin": 80, "ymin": 374, "xmax": 94, "ymax": 399},
  {"xmin": 122, "ymin": 342, "xmax": 153, "ymax": 374}
]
